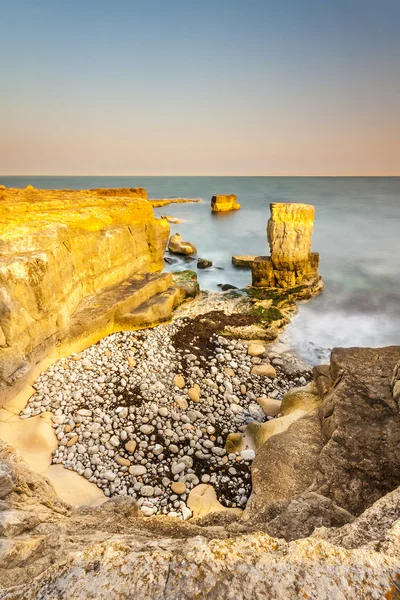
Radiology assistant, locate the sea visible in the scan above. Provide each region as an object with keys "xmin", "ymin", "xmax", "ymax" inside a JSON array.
[{"xmin": 2, "ymin": 175, "xmax": 399, "ymax": 364}]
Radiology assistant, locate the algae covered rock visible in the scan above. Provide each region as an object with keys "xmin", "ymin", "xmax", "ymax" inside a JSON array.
[{"xmin": 172, "ymin": 270, "xmax": 199, "ymax": 298}]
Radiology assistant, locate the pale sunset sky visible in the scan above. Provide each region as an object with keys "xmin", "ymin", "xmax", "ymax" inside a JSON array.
[{"xmin": 1, "ymin": 0, "xmax": 399, "ymax": 175}]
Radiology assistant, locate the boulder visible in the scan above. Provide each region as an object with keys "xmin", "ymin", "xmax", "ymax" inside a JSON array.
[
  {"xmin": 211, "ymin": 194, "xmax": 241, "ymax": 213},
  {"xmin": 245, "ymin": 409, "xmax": 308, "ymax": 450},
  {"xmin": 168, "ymin": 233, "xmax": 197, "ymax": 255}
]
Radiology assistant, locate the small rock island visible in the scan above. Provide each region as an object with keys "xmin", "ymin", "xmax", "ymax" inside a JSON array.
[{"xmin": 211, "ymin": 194, "xmax": 241, "ymax": 212}]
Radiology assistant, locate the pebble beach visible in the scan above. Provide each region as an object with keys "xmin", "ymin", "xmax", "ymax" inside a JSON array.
[{"xmin": 21, "ymin": 293, "xmax": 311, "ymax": 519}]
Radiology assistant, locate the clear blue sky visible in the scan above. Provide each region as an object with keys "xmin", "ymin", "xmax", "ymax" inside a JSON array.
[{"xmin": 1, "ymin": 0, "xmax": 399, "ymax": 175}]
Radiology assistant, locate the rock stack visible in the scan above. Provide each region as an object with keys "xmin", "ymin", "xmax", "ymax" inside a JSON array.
[
  {"xmin": 211, "ymin": 194, "xmax": 241, "ymax": 213},
  {"xmin": 251, "ymin": 203, "xmax": 323, "ymax": 295}
]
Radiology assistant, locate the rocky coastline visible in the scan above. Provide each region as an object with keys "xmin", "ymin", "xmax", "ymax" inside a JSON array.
[{"xmin": 0, "ymin": 186, "xmax": 399, "ymax": 598}]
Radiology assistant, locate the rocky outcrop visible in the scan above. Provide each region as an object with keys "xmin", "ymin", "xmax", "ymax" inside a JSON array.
[
  {"xmin": 251, "ymin": 203, "xmax": 323, "ymax": 297},
  {"xmin": 0, "ymin": 439, "xmax": 399, "ymax": 599},
  {"xmin": 168, "ymin": 233, "xmax": 197, "ymax": 255},
  {"xmin": 211, "ymin": 194, "xmax": 241, "ymax": 213},
  {"xmin": 244, "ymin": 345, "xmax": 400, "ymax": 540},
  {"xmin": 0, "ymin": 187, "xmax": 187, "ymax": 404}
]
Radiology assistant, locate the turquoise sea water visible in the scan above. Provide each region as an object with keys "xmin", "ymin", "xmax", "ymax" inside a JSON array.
[{"xmin": 2, "ymin": 176, "xmax": 399, "ymax": 363}]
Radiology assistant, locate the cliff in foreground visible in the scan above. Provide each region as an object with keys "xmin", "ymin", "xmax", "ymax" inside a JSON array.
[{"xmin": 0, "ymin": 187, "xmax": 174, "ymax": 403}]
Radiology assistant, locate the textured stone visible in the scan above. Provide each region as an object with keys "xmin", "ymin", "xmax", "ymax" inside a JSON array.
[
  {"xmin": 173, "ymin": 374, "xmax": 185, "ymax": 389},
  {"xmin": 0, "ymin": 437, "xmax": 399, "ymax": 598},
  {"xmin": 187, "ymin": 484, "xmax": 242, "ymax": 518},
  {"xmin": 247, "ymin": 343, "xmax": 265, "ymax": 357},
  {"xmin": 188, "ymin": 387, "xmax": 200, "ymax": 403},
  {"xmin": 125, "ymin": 440, "xmax": 137, "ymax": 454}
]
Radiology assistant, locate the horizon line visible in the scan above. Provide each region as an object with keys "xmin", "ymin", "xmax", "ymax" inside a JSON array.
[{"xmin": 1, "ymin": 174, "xmax": 399, "ymax": 178}]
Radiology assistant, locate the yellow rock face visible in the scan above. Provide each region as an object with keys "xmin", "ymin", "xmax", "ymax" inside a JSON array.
[
  {"xmin": 267, "ymin": 203, "xmax": 315, "ymax": 271},
  {"xmin": 0, "ymin": 187, "xmax": 170, "ymax": 404},
  {"xmin": 211, "ymin": 194, "xmax": 241, "ymax": 212},
  {"xmin": 252, "ymin": 202, "xmax": 323, "ymax": 291}
]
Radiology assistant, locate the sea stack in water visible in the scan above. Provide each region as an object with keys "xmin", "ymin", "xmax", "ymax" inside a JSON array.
[
  {"xmin": 211, "ymin": 194, "xmax": 241, "ymax": 213},
  {"xmin": 252, "ymin": 203, "xmax": 323, "ymax": 295}
]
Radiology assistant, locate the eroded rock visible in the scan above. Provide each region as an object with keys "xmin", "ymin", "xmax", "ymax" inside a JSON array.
[{"xmin": 251, "ymin": 203, "xmax": 323, "ymax": 297}]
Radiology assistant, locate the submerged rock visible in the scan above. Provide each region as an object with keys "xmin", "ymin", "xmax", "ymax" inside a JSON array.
[{"xmin": 197, "ymin": 258, "xmax": 213, "ymax": 269}]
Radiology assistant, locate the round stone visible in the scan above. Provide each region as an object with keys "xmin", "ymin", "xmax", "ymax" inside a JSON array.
[
  {"xmin": 188, "ymin": 387, "xmax": 200, "ymax": 403},
  {"xmin": 248, "ymin": 343, "xmax": 266, "ymax": 357},
  {"xmin": 174, "ymin": 374, "xmax": 185, "ymax": 389},
  {"xmin": 125, "ymin": 440, "xmax": 137, "ymax": 453},
  {"xmin": 129, "ymin": 465, "xmax": 147, "ymax": 476},
  {"xmin": 171, "ymin": 482, "xmax": 187, "ymax": 495}
]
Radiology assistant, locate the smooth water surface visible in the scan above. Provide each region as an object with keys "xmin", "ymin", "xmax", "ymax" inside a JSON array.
[{"xmin": 2, "ymin": 176, "xmax": 399, "ymax": 362}]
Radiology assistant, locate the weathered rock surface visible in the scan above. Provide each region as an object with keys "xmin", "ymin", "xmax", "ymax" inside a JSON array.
[
  {"xmin": 244, "ymin": 346, "xmax": 400, "ymax": 541},
  {"xmin": 211, "ymin": 194, "xmax": 241, "ymax": 213},
  {"xmin": 0, "ymin": 187, "xmax": 176, "ymax": 404},
  {"xmin": 0, "ymin": 439, "xmax": 399, "ymax": 599},
  {"xmin": 251, "ymin": 203, "xmax": 323, "ymax": 296}
]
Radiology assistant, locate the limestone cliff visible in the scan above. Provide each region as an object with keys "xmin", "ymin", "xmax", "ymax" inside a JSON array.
[{"xmin": 0, "ymin": 187, "xmax": 176, "ymax": 403}]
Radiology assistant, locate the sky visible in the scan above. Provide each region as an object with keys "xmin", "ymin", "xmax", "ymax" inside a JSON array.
[{"xmin": 1, "ymin": 0, "xmax": 399, "ymax": 175}]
